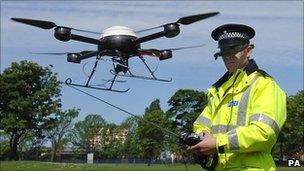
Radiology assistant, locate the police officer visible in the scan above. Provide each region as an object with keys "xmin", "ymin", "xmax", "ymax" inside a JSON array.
[{"xmin": 189, "ymin": 24, "xmax": 287, "ymax": 170}]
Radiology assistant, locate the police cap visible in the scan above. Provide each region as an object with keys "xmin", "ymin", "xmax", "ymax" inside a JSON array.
[{"xmin": 211, "ymin": 24, "xmax": 255, "ymax": 59}]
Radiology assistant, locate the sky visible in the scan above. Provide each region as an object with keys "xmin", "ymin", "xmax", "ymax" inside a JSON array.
[{"xmin": 1, "ymin": 1, "xmax": 303, "ymax": 124}]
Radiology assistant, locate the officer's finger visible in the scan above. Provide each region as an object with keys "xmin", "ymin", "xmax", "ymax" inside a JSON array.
[
  {"xmin": 188, "ymin": 144, "xmax": 201, "ymax": 151},
  {"xmin": 201, "ymin": 149, "xmax": 214, "ymax": 155}
]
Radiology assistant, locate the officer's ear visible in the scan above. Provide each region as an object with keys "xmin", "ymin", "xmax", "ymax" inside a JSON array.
[{"xmin": 246, "ymin": 44, "xmax": 254, "ymax": 57}]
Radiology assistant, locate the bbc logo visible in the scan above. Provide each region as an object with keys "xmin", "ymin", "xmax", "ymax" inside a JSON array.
[{"xmin": 287, "ymin": 159, "xmax": 301, "ymax": 167}]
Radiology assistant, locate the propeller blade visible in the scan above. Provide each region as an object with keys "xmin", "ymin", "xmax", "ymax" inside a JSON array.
[
  {"xmin": 134, "ymin": 12, "xmax": 219, "ymax": 33},
  {"xmin": 11, "ymin": 17, "xmax": 101, "ymax": 34},
  {"xmin": 139, "ymin": 44, "xmax": 205, "ymax": 57},
  {"xmin": 165, "ymin": 44, "xmax": 205, "ymax": 51},
  {"xmin": 11, "ymin": 18, "xmax": 57, "ymax": 29},
  {"xmin": 177, "ymin": 12, "xmax": 220, "ymax": 25},
  {"xmin": 71, "ymin": 28, "xmax": 101, "ymax": 35},
  {"xmin": 135, "ymin": 26, "xmax": 163, "ymax": 33},
  {"xmin": 30, "ymin": 50, "xmax": 96, "ymax": 56},
  {"xmin": 30, "ymin": 52, "xmax": 67, "ymax": 55}
]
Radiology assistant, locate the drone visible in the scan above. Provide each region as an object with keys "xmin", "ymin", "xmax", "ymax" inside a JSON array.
[{"xmin": 11, "ymin": 12, "xmax": 219, "ymax": 93}]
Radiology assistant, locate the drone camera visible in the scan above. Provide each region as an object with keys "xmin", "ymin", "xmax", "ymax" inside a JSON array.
[
  {"xmin": 159, "ymin": 50, "xmax": 172, "ymax": 60},
  {"xmin": 54, "ymin": 27, "xmax": 71, "ymax": 41},
  {"xmin": 164, "ymin": 23, "xmax": 180, "ymax": 38},
  {"xmin": 67, "ymin": 53, "xmax": 81, "ymax": 63}
]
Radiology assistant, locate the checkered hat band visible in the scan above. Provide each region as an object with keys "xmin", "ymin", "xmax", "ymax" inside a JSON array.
[{"xmin": 218, "ymin": 32, "xmax": 249, "ymax": 41}]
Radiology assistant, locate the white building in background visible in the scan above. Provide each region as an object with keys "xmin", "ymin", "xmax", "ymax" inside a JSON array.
[{"xmin": 90, "ymin": 126, "xmax": 128, "ymax": 150}]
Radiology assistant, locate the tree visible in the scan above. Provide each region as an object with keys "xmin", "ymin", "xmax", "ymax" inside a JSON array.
[
  {"xmin": 0, "ymin": 60, "xmax": 61, "ymax": 160},
  {"xmin": 136, "ymin": 99, "xmax": 168, "ymax": 165},
  {"xmin": 68, "ymin": 114, "xmax": 106, "ymax": 153},
  {"xmin": 0, "ymin": 131, "xmax": 10, "ymax": 159},
  {"xmin": 167, "ymin": 89, "xmax": 208, "ymax": 132},
  {"xmin": 274, "ymin": 90, "xmax": 304, "ymax": 158},
  {"xmin": 46, "ymin": 108, "xmax": 79, "ymax": 162},
  {"xmin": 16, "ymin": 130, "xmax": 47, "ymax": 160},
  {"xmin": 121, "ymin": 116, "xmax": 140, "ymax": 159}
]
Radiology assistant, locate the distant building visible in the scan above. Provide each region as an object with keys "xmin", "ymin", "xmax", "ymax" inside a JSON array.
[{"xmin": 90, "ymin": 126, "xmax": 128, "ymax": 150}]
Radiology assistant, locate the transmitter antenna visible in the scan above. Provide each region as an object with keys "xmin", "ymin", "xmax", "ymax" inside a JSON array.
[{"xmin": 67, "ymin": 84, "xmax": 179, "ymax": 138}]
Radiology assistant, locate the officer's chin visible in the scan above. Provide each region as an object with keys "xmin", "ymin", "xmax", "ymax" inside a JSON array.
[{"xmin": 224, "ymin": 64, "xmax": 236, "ymax": 73}]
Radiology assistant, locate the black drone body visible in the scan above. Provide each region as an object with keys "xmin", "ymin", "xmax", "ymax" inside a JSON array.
[
  {"xmin": 11, "ymin": 12, "xmax": 219, "ymax": 92},
  {"xmin": 55, "ymin": 23, "xmax": 181, "ymax": 63}
]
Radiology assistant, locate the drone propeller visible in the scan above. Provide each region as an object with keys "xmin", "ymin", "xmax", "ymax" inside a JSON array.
[
  {"xmin": 11, "ymin": 18, "xmax": 101, "ymax": 34},
  {"xmin": 30, "ymin": 52, "xmax": 68, "ymax": 55},
  {"xmin": 138, "ymin": 44, "xmax": 205, "ymax": 61},
  {"xmin": 177, "ymin": 12, "xmax": 219, "ymax": 25},
  {"xmin": 143, "ymin": 44, "xmax": 205, "ymax": 53},
  {"xmin": 30, "ymin": 50, "xmax": 95, "ymax": 56},
  {"xmin": 135, "ymin": 12, "xmax": 219, "ymax": 33},
  {"xmin": 164, "ymin": 44, "xmax": 205, "ymax": 51}
]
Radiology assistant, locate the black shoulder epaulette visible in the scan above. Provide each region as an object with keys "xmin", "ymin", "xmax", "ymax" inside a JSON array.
[{"xmin": 258, "ymin": 69, "xmax": 272, "ymax": 78}]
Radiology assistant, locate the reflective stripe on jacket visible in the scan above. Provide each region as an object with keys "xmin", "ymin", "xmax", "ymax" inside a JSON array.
[{"xmin": 193, "ymin": 60, "xmax": 286, "ymax": 170}]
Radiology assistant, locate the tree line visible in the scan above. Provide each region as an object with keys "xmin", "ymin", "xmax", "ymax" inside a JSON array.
[{"xmin": 0, "ymin": 60, "xmax": 303, "ymax": 162}]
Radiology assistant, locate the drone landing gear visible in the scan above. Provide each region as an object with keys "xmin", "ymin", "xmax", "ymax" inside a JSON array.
[
  {"xmin": 65, "ymin": 58, "xmax": 130, "ymax": 93},
  {"xmin": 110, "ymin": 70, "xmax": 172, "ymax": 82},
  {"xmin": 110, "ymin": 56, "xmax": 172, "ymax": 82},
  {"xmin": 65, "ymin": 78, "xmax": 130, "ymax": 93}
]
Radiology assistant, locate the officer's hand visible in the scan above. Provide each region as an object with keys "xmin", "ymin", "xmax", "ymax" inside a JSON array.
[{"xmin": 188, "ymin": 132, "xmax": 217, "ymax": 155}]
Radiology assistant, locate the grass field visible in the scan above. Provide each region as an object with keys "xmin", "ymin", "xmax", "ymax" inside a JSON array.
[{"xmin": 0, "ymin": 161, "xmax": 303, "ymax": 171}]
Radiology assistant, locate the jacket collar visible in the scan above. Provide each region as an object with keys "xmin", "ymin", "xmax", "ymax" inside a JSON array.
[{"xmin": 212, "ymin": 59, "xmax": 259, "ymax": 89}]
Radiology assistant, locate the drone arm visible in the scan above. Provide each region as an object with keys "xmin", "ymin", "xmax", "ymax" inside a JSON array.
[
  {"xmin": 70, "ymin": 34, "xmax": 100, "ymax": 45},
  {"xmin": 77, "ymin": 51, "xmax": 100, "ymax": 60},
  {"xmin": 138, "ymin": 49, "xmax": 172, "ymax": 61},
  {"xmin": 135, "ymin": 31, "xmax": 165, "ymax": 44}
]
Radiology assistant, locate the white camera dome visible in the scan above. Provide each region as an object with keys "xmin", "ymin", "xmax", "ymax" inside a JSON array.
[{"xmin": 101, "ymin": 26, "xmax": 137, "ymax": 38}]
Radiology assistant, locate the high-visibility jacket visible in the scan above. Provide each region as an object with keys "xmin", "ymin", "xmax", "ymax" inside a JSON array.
[{"xmin": 193, "ymin": 59, "xmax": 286, "ymax": 170}]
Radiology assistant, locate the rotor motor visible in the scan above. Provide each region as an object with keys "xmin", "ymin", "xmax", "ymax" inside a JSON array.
[
  {"xmin": 67, "ymin": 53, "xmax": 81, "ymax": 63},
  {"xmin": 159, "ymin": 50, "xmax": 173, "ymax": 60},
  {"xmin": 164, "ymin": 23, "xmax": 180, "ymax": 38},
  {"xmin": 54, "ymin": 27, "xmax": 71, "ymax": 41}
]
